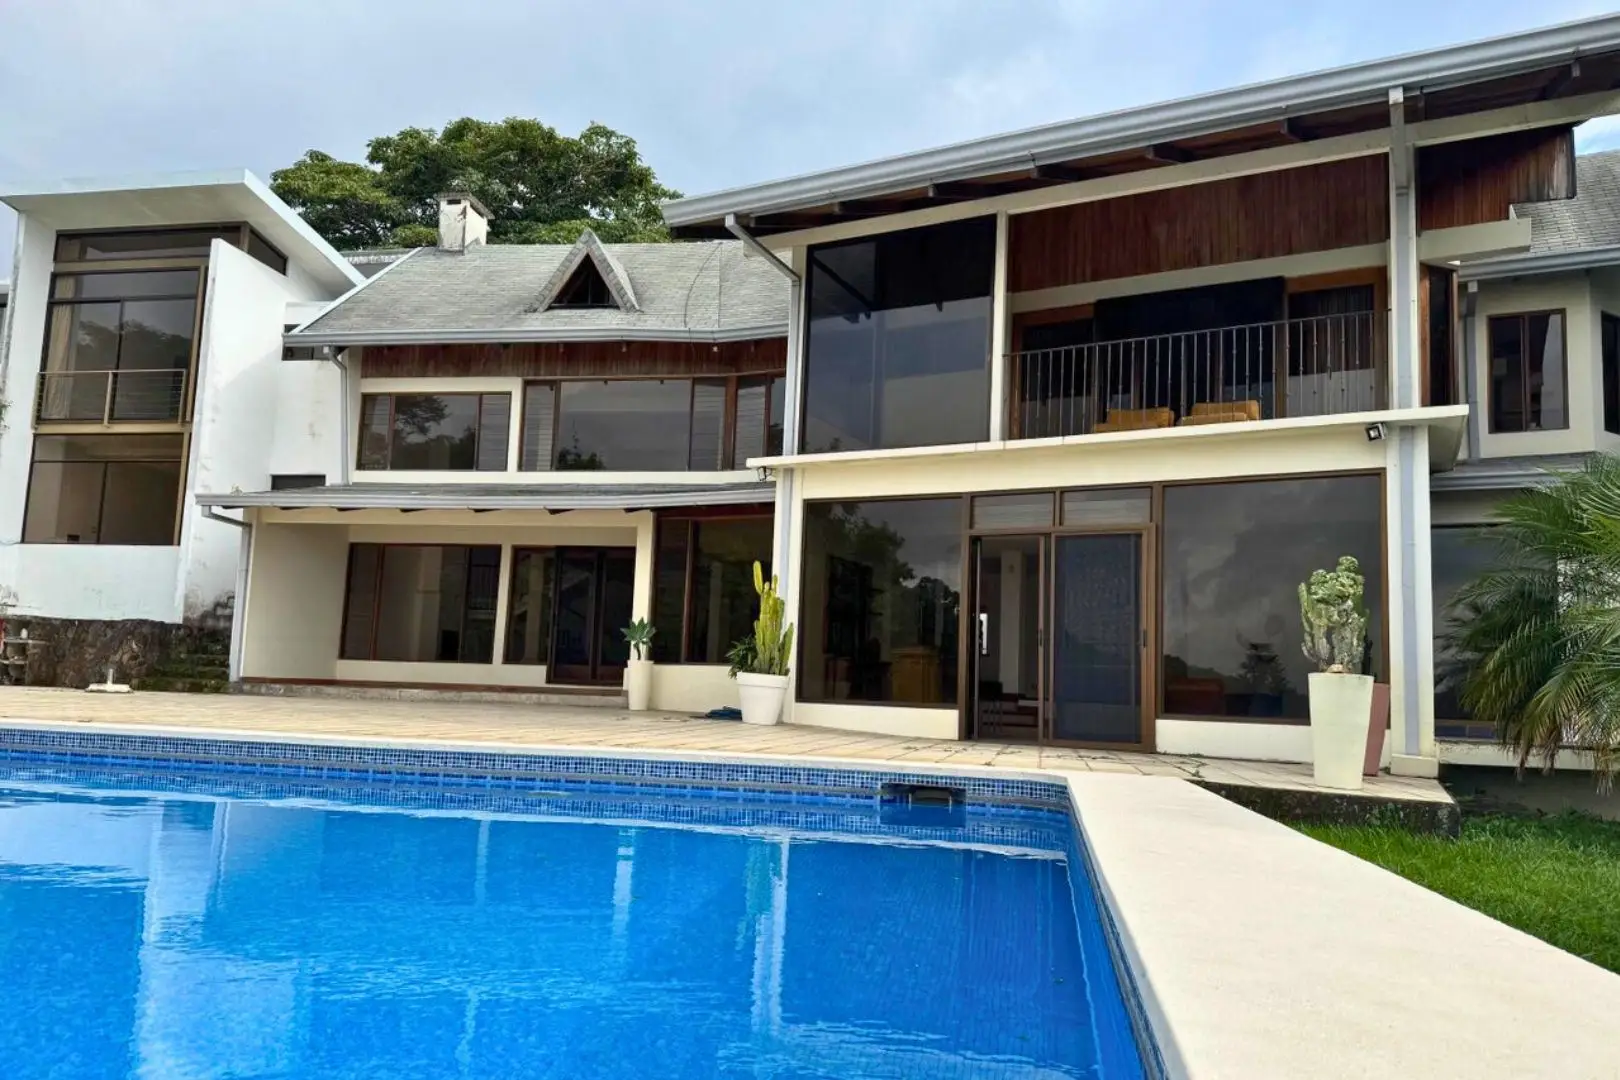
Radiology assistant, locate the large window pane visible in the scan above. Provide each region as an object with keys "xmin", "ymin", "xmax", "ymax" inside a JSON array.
[
  {"xmin": 520, "ymin": 383, "xmax": 557, "ymax": 470},
  {"xmin": 689, "ymin": 379, "xmax": 727, "ymax": 470},
  {"xmin": 688, "ymin": 519, "xmax": 774, "ymax": 663},
  {"xmin": 800, "ymin": 498, "xmax": 962, "ymax": 705},
  {"xmin": 56, "ymin": 228, "xmax": 235, "ymax": 262},
  {"xmin": 803, "ymin": 219, "xmax": 994, "ymax": 453},
  {"xmin": 651, "ymin": 520, "xmax": 691, "ymax": 663},
  {"xmin": 22, "ymin": 435, "xmax": 183, "ymax": 546},
  {"xmin": 556, "ymin": 380, "xmax": 693, "ymax": 470},
  {"xmin": 52, "ymin": 271, "xmax": 199, "ymax": 300},
  {"xmin": 504, "ymin": 549, "xmax": 555, "ymax": 665},
  {"xmin": 1489, "ymin": 311, "xmax": 1567, "ymax": 433},
  {"xmin": 1161, "ymin": 475, "xmax": 1383, "ymax": 721},
  {"xmin": 352, "ymin": 544, "xmax": 501, "ymax": 663},
  {"xmin": 1432, "ymin": 526, "xmax": 1500, "ymax": 725},
  {"xmin": 389, "ymin": 394, "xmax": 479, "ymax": 470},
  {"xmin": 732, "ymin": 375, "xmax": 786, "ymax": 466}
]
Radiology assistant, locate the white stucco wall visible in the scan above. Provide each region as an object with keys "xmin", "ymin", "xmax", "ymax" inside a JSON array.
[
  {"xmin": 650, "ymin": 664, "xmax": 738, "ymax": 713},
  {"xmin": 180, "ymin": 241, "xmax": 328, "ymax": 620},
  {"xmin": 1471, "ymin": 272, "xmax": 1601, "ymax": 459},
  {"xmin": 240, "ymin": 522, "xmax": 346, "ymax": 680}
]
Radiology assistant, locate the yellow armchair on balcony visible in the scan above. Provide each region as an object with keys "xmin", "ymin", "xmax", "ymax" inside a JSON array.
[
  {"xmin": 1095, "ymin": 407, "xmax": 1174, "ymax": 433},
  {"xmin": 1177, "ymin": 400, "xmax": 1262, "ymax": 426}
]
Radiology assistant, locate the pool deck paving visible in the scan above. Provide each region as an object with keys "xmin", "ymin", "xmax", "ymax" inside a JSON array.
[{"xmin": 2, "ymin": 687, "xmax": 1615, "ymax": 1079}]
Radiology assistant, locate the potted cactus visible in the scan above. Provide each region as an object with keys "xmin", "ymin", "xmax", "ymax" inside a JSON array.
[
  {"xmin": 1300, "ymin": 555, "xmax": 1373, "ymax": 790},
  {"xmin": 621, "ymin": 617, "xmax": 655, "ymax": 711},
  {"xmin": 731, "ymin": 562, "xmax": 795, "ymax": 726}
]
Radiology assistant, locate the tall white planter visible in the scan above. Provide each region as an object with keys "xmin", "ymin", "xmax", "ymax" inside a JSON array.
[
  {"xmin": 625, "ymin": 659, "xmax": 653, "ymax": 711},
  {"xmin": 1308, "ymin": 672, "xmax": 1374, "ymax": 790},
  {"xmin": 735, "ymin": 672, "xmax": 788, "ymax": 726}
]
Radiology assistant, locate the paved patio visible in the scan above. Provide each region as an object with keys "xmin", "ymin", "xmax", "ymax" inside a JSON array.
[{"xmin": 0, "ymin": 686, "xmax": 1449, "ymax": 808}]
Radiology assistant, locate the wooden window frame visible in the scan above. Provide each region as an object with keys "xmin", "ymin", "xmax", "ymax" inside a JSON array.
[
  {"xmin": 1487, "ymin": 309, "xmax": 1570, "ymax": 434},
  {"xmin": 357, "ymin": 391, "xmax": 513, "ymax": 472},
  {"xmin": 339, "ymin": 542, "xmax": 502, "ymax": 663},
  {"xmin": 650, "ymin": 510, "xmax": 775, "ymax": 665}
]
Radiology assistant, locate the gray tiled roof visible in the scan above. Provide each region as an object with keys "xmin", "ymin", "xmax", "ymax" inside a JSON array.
[
  {"xmin": 1514, "ymin": 149, "xmax": 1620, "ymax": 254},
  {"xmin": 296, "ymin": 239, "xmax": 787, "ymax": 343}
]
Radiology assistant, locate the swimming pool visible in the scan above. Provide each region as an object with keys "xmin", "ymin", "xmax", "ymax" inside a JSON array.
[{"xmin": 0, "ymin": 753, "xmax": 1147, "ymax": 1079}]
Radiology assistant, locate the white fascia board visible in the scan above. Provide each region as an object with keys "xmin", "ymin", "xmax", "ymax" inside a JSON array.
[
  {"xmin": 1459, "ymin": 244, "xmax": 1620, "ymax": 281},
  {"xmin": 749, "ymin": 405, "xmax": 1470, "ymax": 471},
  {"xmin": 664, "ymin": 16, "xmax": 1620, "ymax": 226},
  {"xmin": 287, "ymin": 322, "xmax": 789, "ymax": 347}
]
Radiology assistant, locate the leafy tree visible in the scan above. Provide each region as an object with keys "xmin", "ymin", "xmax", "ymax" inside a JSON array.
[
  {"xmin": 271, "ymin": 119, "xmax": 679, "ymax": 250},
  {"xmin": 1446, "ymin": 454, "xmax": 1620, "ymax": 789}
]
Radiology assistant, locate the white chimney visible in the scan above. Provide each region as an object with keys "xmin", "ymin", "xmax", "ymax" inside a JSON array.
[{"xmin": 437, "ymin": 193, "xmax": 490, "ymax": 252}]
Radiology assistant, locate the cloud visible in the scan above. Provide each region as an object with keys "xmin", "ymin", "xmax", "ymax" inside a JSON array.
[{"xmin": 0, "ymin": 0, "xmax": 1613, "ymax": 263}]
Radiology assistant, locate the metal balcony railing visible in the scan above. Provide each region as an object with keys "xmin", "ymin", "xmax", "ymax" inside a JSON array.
[
  {"xmin": 1011, "ymin": 310, "xmax": 1385, "ymax": 440},
  {"xmin": 35, "ymin": 369, "xmax": 188, "ymax": 424}
]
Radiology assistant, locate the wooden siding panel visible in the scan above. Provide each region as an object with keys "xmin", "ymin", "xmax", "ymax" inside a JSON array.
[
  {"xmin": 1009, "ymin": 157, "xmax": 1389, "ymax": 292},
  {"xmin": 1418, "ymin": 126, "xmax": 1576, "ymax": 231},
  {"xmin": 362, "ymin": 338, "xmax": 787, "ymax": 379}
]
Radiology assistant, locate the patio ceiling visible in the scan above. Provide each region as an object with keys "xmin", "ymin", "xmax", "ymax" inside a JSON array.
[{"xmin": 195, "ymin": 481, "xmax": 775, "ymax": 513}]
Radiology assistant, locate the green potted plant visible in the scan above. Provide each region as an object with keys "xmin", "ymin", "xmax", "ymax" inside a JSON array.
[
  {"xmin": 1299, "ymin": 555, "xmax": 1372, "ymax": 789},
  {"xmin": 621, "ymin": 617, "xmax": 655, "ymax": 711},
  {"xmin": 730, "ymin": 562, "xmax": 795, "ymax": 726}
]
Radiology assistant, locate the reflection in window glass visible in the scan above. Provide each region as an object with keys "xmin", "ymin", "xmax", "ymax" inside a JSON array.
[
  {"xmin": 803, "ymin": 219, "xmax": 994, "ymax": 453},
  {"xmin": 504, "ymin": 549, "xmax": 556, "ymax": 665},
  {"xmin": 800, "ymin": 499, "xmax": 962, "ymax": 705},
  {"xmin": 342, "ymin": 544, "xmax": 501, "ymax": 663},
  {"xmin": 358, "ymin": 393, "xmax": 510, "ymax": 471},
  {"xmin": 1161, "ymin": 475, "xmax": 1382, "ymax": 721},
  {"xmin": 23, "ymin": 435, "xmax": 184, "ymax": 546},
  {"xmin": 1489, "ymin": 312, "xmax": 1567, "ymax": 433},
  {"xmin": 688, "ymin": 519, "xmax": 774, "ymax": 663},
  {"xmin": 651, "ymin": 521, "xmax": 691, "ymax": 663},
  {"xmin": 55, "ymin": 228, "xmax": 236, "ymax": 261},
  {"xmin": 556, "ymin": 380, "xmax": 692, "ymax": 471},
  {"xmin": 1432, "ymin": 526, "xmax": 1500, "ymax": 724}
]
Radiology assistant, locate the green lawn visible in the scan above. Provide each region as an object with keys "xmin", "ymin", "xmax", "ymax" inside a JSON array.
[{"xmin": 1301, "ymin": 813, "xmax": 1620, "ymax": 974}]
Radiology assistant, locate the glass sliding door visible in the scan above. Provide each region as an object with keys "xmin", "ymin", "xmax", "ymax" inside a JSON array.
[
  {"xmin": 969, "ymin": 535, "xmax": 1045, "ymax": 742},
  {"xmin": 1049, "ymin": 533, "xmax": 1145, "ymax": 745},
  {"xmin": 548, "ymin": 548, "xmax": 635, "ymax": 685}
]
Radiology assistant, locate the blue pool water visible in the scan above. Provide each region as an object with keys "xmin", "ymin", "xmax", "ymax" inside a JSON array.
[{"xmin": 0, "ymin": 766, "xmax": 1144, "ymax": 1079}]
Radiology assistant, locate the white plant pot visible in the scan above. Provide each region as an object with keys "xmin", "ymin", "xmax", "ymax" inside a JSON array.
[
  {"xmin": 625, "ymin": 658, "xmax": 653, "ymax": 711},
  {"xmin": 1308, "ymin": 671, "xmax": 1374, "ymax": 790},
  {"xmin": 735, "ymin": 672, "xmax": 789, "ymax": 726}
]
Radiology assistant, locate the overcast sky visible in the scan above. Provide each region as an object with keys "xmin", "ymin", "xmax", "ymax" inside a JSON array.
[{"xmin": 3, "ymin": 0, "xmax": 1618, "ymax": 264}]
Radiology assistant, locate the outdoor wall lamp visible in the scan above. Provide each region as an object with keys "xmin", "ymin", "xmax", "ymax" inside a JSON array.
[{"xmin": 1365, "ymin": 423, "xmax": 1386, "ymax": 442}]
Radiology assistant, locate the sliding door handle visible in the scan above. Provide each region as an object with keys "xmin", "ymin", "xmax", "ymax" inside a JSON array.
[{"xmin": 978, "ymin": 612, "xmax": 990, "ymax": 656}]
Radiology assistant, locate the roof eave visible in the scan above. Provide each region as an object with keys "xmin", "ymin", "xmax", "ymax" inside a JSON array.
[
  {"xmin": 1460, "ymin": 244, "xmax": 1620, "ymax": 281},
  {"xmin": 664, "ymin": 14, "xmax": 1620, "ymax": 226},
  {"xmin": 285, "ymin": 322, "xmax": 788, "ymax": 348},
  {"xmin": 195, "ymin": 482, "xmax": 776, "ymax": 512}
]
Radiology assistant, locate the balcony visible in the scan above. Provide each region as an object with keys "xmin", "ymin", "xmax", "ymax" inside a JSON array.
[
  {"xmin": 1012, "ymin": 310, "xmax": 1385, "ymax": 440},
  {"xmin": 35, "ymin": 369, "xmax": 188, "ymax": 425}
]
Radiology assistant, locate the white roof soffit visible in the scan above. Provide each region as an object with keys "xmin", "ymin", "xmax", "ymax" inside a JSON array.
[
  {"xmin": 283, "ymin": 323, "xmax": 789, "ymax": 348},
  {"xmin": 0, "ymin": 169, "xmax": 363, "ymax": 292},
  {"xmin": 664, "ymin": 15, "xmax": 1620, "ymax": 226},
  {"xmin": 1460, "ymin": 244, "xmax": 1620, "ymax": 281}
]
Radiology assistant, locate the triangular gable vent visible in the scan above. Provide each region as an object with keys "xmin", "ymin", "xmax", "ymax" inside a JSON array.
[{"xmin": 535, "ymin": 228, "xmax": 640, "ymax": 312}]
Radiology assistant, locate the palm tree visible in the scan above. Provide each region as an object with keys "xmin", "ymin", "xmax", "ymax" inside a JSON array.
[{"xmin": 1445, "ymin": 454, "xmax": 1620, "ymax": 790}]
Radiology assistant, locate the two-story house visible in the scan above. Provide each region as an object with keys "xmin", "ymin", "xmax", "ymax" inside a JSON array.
[
  {"xmin": 661, "ymin": 15, "xmax": 1620, "ymax": 778},
  {"xmin": 0, "ymin": 171, "xmax": 362, "ymax": 626},
  {"xmin": 196, "ymin": 198, "xmax": 788, "ymax": 711}
]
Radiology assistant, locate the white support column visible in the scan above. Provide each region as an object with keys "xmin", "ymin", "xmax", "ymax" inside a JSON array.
[
  {"xmin": 1387, "ymin": 88, "xmax": 1421, "ymax": 410},
  {"xmin": 631, "ymin": 512, "xmax": 656, "ymax": 624},
  {"xmin": 490, "ymin": 543, "xmax": 514, "ymax": 669},
  {"xmin": 1386, "ymin": 425, "xmax": 1438, "ymax": 775},
  {"xmin": 987, "ymin": 210, "xmax": 1011, "ymax": 441}
]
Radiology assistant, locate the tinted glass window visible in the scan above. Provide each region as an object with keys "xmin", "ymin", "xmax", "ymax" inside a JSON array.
[
  {"xmin": 800, "ymin": 498, "xmax": 962, "ymax": 705},
  {"xmin": 23, "ymin": 435, "xmax": 183, "ymax": 546},
  {"xmin": 56, "ymin": 228, "xmax": 236, "ymax": 262},
  {"xmin": 1432, "ymin": 526, "xmax": 1500, "ymax": 722},
  {"xmin": 803, "ymin": 219, "xmax": 994, "ymax": 453},
  {"xmin": 504, "ymin": 548, "xmax": 556, "ymax": 665},
  {"xmin": 1489, "ymin": 312, "xmax": 1567, "ymax": 433},
  {"xmin": 342, "ymin": 544, "xmax": 501, "ymax": 663},
  {"xmin": 1161, "ymin": 475, "xmax": 1383, "ymax": 721},
  {"xmin": 246, "ymin": 230, "xmax": 288, "ymax": 275},
  {"xmin": 556, "ymin": 380, "xmax": 692, "ymax": 471},
  {"xmin": 651, "ymin": 520, "xmax": 692, "ymax": 663},
  {"xmin": 1604, "ymin": 314, "xmax": 1620, "ymax": 436},
  {"xmin": 358, "ymin": 393, "xmax": 511, "ymax": 471},
  {"xmin": 687, "ymin": 518, "xmax": 774, "ymax": 663}
]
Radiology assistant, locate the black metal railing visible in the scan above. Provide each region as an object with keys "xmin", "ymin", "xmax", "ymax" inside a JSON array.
[
  {"xmin": 1012, "ymin": 310, "xmax": 1384, "ymax": 440},
  {"xmin": 35, "ymin": 369, "xmax": 188, "ymax": 424}
]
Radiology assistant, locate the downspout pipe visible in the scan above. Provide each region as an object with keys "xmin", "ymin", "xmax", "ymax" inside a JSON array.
[
  {"xmin": 202, "ymin": 506, "xmax": 253, "ymax": 685},
  {"xmin": 330, "ymin": 349, "xmax": 352, "ymax": 484},
  {"xmin": 1461, "ymin": 281, "xmax": 1481, "ymax": 462}
]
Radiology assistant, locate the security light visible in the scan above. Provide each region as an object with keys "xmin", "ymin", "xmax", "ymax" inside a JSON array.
[{"xmin": 1365, "ymin": 423, "xmax": 1386, "ymax": 442}]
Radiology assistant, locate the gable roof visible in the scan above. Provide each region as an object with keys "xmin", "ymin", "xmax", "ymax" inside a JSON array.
[
  {"xmin": 534, "ymin": 228, "xmax": 639, "ymax": 312},
  {"xmin": 291, "ymin": 239, "xmax": 786, "ymax": 346}
]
